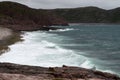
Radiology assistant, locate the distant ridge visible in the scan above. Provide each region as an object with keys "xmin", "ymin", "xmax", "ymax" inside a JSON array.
[{"xmin": 52, "ymin": 6, "xmax": 120, "ymax": 23}]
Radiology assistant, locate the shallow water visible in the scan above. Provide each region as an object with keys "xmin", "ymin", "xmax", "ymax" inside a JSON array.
[{"xmin": 0, "ymin": 24, "xmax": 120, "ymax": 75}]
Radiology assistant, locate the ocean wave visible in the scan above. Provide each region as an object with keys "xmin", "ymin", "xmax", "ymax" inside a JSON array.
[
  {"xmin": 80, "ymin": 59, "xmax": 94, "ymax": 69},
  {"xmin": 0, "ymin": 31, "xmax": 94, "ymax": 69},
  {"xmin": 49, "ymin": 28, "xmax": 75, "ymax": 32},
  {"xmin": 103, "ymin": 70, "xmax": 116, "ymax": 74}
]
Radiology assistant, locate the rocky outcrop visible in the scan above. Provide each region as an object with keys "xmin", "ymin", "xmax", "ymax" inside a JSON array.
[{"xmin": 0, "ymin": 63, "xmax": 119, "ymax": 80}]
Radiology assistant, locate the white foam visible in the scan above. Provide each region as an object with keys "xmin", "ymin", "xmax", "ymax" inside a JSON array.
[
  {"xmin": 49, "ymin": 28, "xmax": 75, "ymax": 32},
  {"xmin": 103, "ymin": 70, "xmax": 116, "ymax": 74},
  {"xmin": 41, "ymin": 40, "xmax": 56, "ymax": 48},
  {"xmin": 80, "ymin": 59, "xmax": 94, "ymax": 69},
  {"xmin": 0, "ymin": 31, "xmax": 91, "ymax": 68}
]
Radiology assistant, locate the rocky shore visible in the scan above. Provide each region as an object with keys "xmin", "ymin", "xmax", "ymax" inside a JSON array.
[
  {"xmin": 1, "ymin": 25, "xmax": 61, "ymax": 31},
  {"xmin": 0, "ymin": 63, "xmax": 119, "ymax": 80}
]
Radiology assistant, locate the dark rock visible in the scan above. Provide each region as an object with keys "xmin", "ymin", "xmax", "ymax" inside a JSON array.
[
  {"xmin": 62, "ymin": 65, "xmax": 68, "ymax": 68},
  {"xmin": 39, "ymin": 26, "xmax": 61, "ymax": 31},
  {"xmin": 0, "ymin": 63, "xmax": 119, "ymax": 79}
]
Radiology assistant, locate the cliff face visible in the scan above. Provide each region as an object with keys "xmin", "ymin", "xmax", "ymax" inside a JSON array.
[
  {"xmin": 0, "ymin": 1, "xmax": 68, "ymax": 31},
  {"xmin": 52, "ymin": 7, "xmax": 120, "ymax": 23}
]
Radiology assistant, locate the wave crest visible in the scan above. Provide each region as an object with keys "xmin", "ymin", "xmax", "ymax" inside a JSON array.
[{"xmin": 49, "ymin": 28, "xmax": 75, "ymax": 32}]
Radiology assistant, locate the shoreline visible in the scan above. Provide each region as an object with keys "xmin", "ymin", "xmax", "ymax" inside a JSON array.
[
  {"xmin": 0, "ymin": 26, "xmax": 120, "ymax": 80},
  {"xmin": 69, "ymin": 23, "xmax": 120, "ymax": 26},
  {"xmin": 0, "ymin": 26, "xmax": 22, "ymax": 55},
  {"xmin": 0, "ymin": 25, "xmax": 63, "ymax": 31},
  {"xmin": 0, "ymin": 25, "xmax": 63, "ymax": 54}
]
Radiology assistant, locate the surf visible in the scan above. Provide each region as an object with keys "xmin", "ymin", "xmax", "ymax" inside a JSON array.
[{"xmin": 0, "ymin": 31, "xmax": 92, "ymax": 68}]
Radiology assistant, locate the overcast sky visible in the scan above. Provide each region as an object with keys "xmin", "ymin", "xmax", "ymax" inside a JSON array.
[{"xmin": 0, "ymin": 0, "xmax": 120, "ymax": 9}]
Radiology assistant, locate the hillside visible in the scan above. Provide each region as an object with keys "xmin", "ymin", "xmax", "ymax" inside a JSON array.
[
  {"xmin": 0, "ymin": 1, "xmax": 68, "ymax": 31},
  {"xmin": 1, "ymin": 1, "xmax": 120, "ymax": 30},
  {"xmin": 52, "ymin": 7, "xmax": 120, "ymax": 23}
]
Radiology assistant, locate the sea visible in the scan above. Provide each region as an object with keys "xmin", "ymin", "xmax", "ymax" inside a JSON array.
[{"xmin": 0, "ymin": 23, "xmax": 120, "ymax": 76}]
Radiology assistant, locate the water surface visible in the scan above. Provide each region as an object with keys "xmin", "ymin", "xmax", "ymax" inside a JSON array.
[{"xmin": 0, "ymin": 24, "xmax": 120, "ymax": 75}]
